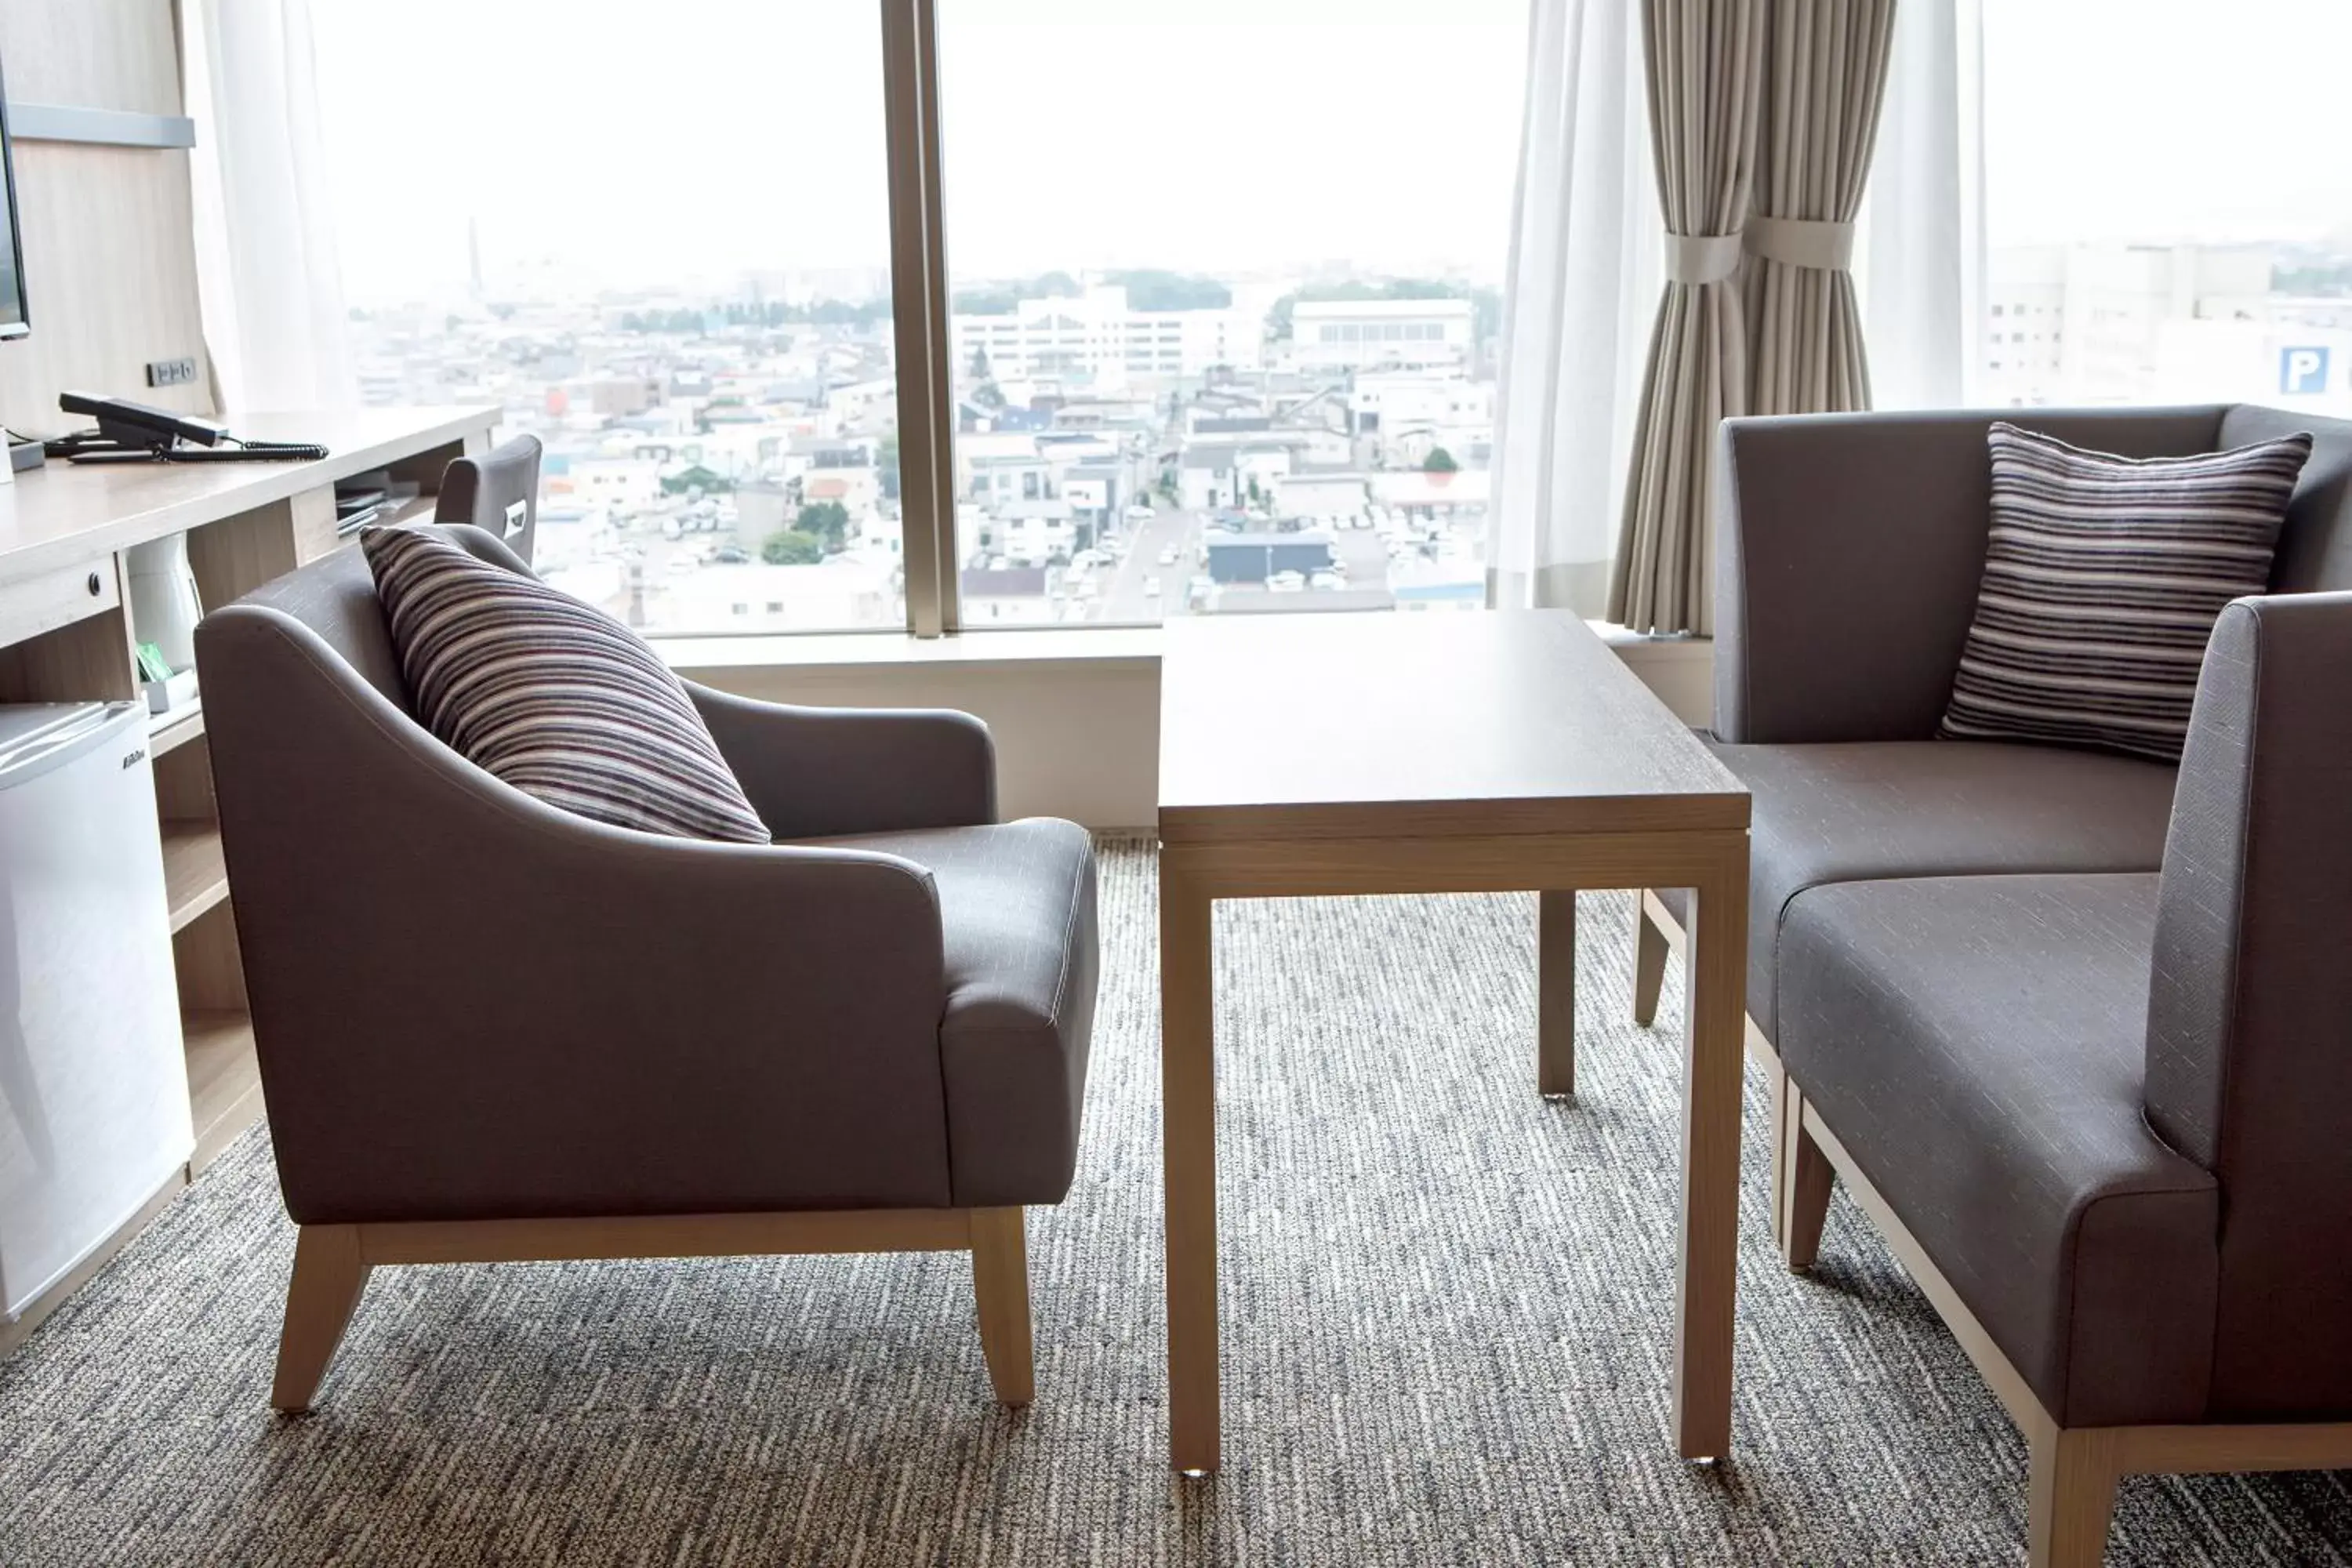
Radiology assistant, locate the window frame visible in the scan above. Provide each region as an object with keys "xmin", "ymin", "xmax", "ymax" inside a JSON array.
[{"xmin": 878, "ymin": 0, "xmax": 963, "ymax": 637}]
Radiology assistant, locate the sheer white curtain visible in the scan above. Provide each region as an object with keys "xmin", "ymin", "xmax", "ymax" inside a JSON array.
[
  {"xmin": 183, "ymin": 0, "xmax": 357, "ymax": 412},
  {"xmin": 1489, "ymin": 0, "xmax": 1984, "ymax": 620},
  {"xmin": 1860, "ymin": 0, "xmax": 1985, "ymax": 411},
  {"xmin": 1486, "ymin": 0, "xmax": 1657, "ymax": 618}
]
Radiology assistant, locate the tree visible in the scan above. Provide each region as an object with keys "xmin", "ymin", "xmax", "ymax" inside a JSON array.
[
  {"xmin": 660, "ymin": 463, "xmax": 731, "ymax": 496},
  {"xmin": 1105, "ymin": 270, "xmax": 1232, "ymax": 312},
  {"xmin": 762, "ymin": 530, "xmax": 826, "ymax": 565},
  {"xmin": 969, "ymin": 346, "xmax": 993, "ymax": 381},
  {"xmin": 796, "ymin": 500, "xmax": 852, "ymax": 551},
  {"xmin": 877, "ymin": 432, "xmax": 902, "ymax": 501},
  {"xmin": 1423, "ymin": 446, "xmax": 1461, "ymax": 474}
]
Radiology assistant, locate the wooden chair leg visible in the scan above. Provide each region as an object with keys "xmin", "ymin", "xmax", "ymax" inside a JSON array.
[
  {"xmin": 272, "ymin": 1224, "xmax": 372, "ymax": 1413},
  {"xmin": 968, "ymin": 1207, "xmax": 1034, "ymax": 1406},
  {"xmin": 1537, "ymin": 890, "xmax": 1577, "ymax": 1097},
  {"xmin": 2027, "ymin": 1422, "xmax": 2120, "ymax": 1568},
  {"xmin": 1632, "ymin": 893, "xmax": 1669, "ymax": 1027},
  {"xmin": 1779, "ymin": 1083, "xmax": 1835, "ymax": 1272}
]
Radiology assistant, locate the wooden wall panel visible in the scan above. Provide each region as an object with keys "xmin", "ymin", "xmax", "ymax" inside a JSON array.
[
  {"xmin": 0, "ymin": 0, "xmax": 209, "ymax": 435},
  {"xmin": 0, "ymin": 0, "xmax": 180, "ymax": 112}
]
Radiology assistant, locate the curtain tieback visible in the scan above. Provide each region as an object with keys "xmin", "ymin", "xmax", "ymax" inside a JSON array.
[
  {"xmin": 1661, "ymin": 231, "xmax": 1744, "ymax": 285},
  {"xmin": 1744, "ymin": 215, "xmax": 1856, "ymax": 272}
]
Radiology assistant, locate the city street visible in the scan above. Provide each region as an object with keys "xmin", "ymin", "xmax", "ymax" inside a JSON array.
[
  {"xmin": 1092, "ymin": 506, "xmax": 1203, "ymax": 622},
  {"xmin": 1080, "ymin": 504, "xmax": 1427, "ymax": 622}
]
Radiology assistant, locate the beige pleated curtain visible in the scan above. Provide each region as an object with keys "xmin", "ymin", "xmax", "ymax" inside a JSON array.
[{"xmin": 1609, "ymin": 0, "xmax": 1896, "ymax": 636}]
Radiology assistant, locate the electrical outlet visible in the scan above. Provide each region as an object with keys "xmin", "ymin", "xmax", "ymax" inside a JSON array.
[{"xmin": 145, "ymin": 358, "xmax": 199, "ymax": 389}]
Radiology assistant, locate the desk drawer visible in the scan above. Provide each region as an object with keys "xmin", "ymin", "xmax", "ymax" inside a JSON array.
[{"xmin": 0, "ymin": 560, "xmax": 120, "ymax": 652}]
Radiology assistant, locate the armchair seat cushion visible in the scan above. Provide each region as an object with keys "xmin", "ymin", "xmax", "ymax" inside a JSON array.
[
  {"xmin": 797, "ymin": 820, "xmax": 1099, "ymax": 1207},
  {"xmin": 1659, "ymin": 740, "xmax": 2176, "ymax": 1036},
  {"xmin": 1776, "ymin": 873, "xmax": 2218, "ymax": 1428}
]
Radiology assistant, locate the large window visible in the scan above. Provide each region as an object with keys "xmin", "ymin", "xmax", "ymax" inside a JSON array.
[
  {"xmin": 938, "ymin": 1, "xmax": 1526, "ymax": 624},
  {"xmin": 313, "ymin": 3, "xmax": 906, "ymax": 636},
  {"xmin": 312, "ymin": 1, "xmax": 1526, "ymax": 637},
  {"xmin": 1979, "ymin": 0, "xmax": 2352, "ymax": 414}
]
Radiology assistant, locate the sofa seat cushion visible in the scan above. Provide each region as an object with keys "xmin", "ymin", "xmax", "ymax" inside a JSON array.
[
  {"xmin": 1777, "ymin": 873, "xmax": 2218, "ymax": 1427},
  {"xmin": 799, "ymin": 820, "xmax": 1098, "ymax": 1208},
  {"xmin": 1660, "ymin": 740, "xmax": 2177, "ymax": 1038}
]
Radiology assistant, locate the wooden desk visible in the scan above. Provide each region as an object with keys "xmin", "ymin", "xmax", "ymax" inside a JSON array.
[
  {"xmin": 1156, "ymin": 609, "xmax": 1751, "ymax": 1474},
  {"xmin": 0, "ymin": 403, "xmax": 499, "ymax": 1357}
]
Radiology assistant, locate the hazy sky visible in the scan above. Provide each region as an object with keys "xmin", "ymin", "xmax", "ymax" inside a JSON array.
[
  {"xmin": 1982, "ymin": 0, "xmax": 2352, "ymax": 248},
  {"xmin": 311, "ymin": 2, "xmax": 2352, "ymax": 307},
  {"xmin": 313, "ymin": 0, "xmax": 1530, "ymax": 303}
]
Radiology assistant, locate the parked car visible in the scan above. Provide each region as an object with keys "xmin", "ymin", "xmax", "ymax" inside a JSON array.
[
  {"xmin": 1143, "ymin": 575, "xmax": 1162, "ymax": 597},
  {"xmin": 1157, "ymin": 546, "xmax": 1181, "ymax": 567},
  {"xmin": 1124, "ymin": 503, "xmax": 1155, "ymax": 522},
  {"xmin": 1309, "ymin": 569, "xmax": 1345, "ymax": 591},
  {"xmin": 1268, "ymin": 570, "xmax": 1306, "ymax": 593}
]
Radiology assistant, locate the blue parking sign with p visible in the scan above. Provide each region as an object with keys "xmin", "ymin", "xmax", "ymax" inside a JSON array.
[{"xmin": 2281, "ymin": 346, "xmax": 2330, "ymax": 396}]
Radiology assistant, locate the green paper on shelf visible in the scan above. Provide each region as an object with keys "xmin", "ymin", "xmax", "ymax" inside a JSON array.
[{"xmin": 136, "ymin": 641, "xmax": 172, "ymax": 683}]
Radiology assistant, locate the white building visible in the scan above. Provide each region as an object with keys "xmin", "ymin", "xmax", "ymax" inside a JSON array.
[
  {"xmin": 656, "ymin": 560, "xmax": 895, "ymax": 633},
  {"xmin": 1981, "ymin": 244, "xmax": 2278, "ymax": 408},
  {"xmin": 1179, "ymin": 441, "xmax": 1295, "ymax": 512},
  {"xmin": 953, "ymin": 285, "xmax": 1259, "ymax": 384},
  {"xmin": 1291, "ymin": 299, "xmax": 1474, "ymax": 373},
  {"xmin": 571, "ymin": 457, "xmax": 662, "ymax": 511}
]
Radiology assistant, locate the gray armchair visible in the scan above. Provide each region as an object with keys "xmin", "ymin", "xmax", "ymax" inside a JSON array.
[
  {"xmin": 1635, "ymin": 407, "xmax": 2352, "ymax": 1567},
  {"xmin": 194, "ymin": 527, "xmax": 1098, "ymax": 1413}
]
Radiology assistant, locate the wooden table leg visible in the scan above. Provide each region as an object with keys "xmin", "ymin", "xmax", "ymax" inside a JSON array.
[
  {"xmin": 1161, "ymin": 854, "xmax": 1220, "ymax": 1474},
  {"xmin": 1672, "ymin": 847, "xmax": 1748, "ymax": 1461},
  {"xmin": 1537, "ymin": 889, "xmax": 1577, "ymax": 1097}
]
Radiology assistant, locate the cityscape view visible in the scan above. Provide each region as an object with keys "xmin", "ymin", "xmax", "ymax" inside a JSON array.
[
  {"xmin": 345, "ymin": 268, "xmax": 1501, "ymax": 634},
  {"xmin": 316, "ymin": 1, "xmax": 2352, "ymax": 640}
]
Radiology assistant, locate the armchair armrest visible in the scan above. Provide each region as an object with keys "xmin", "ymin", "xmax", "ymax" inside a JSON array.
[
  {"xmin": 686, "ymin": 683, "xmax": 997, "ymax": 839},
  {"xmin": 1712, "ymin": 407, "xmax": 2227, "ymax": 743},
  {"xmin": 198, "ymin": 607, "xmax": 960, "ymax": 1225}
]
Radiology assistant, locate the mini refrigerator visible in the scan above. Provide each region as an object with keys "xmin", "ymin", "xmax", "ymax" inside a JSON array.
[{"xmin": 0, "ymin": 702, "xmax": 192, "ymax": 1323}]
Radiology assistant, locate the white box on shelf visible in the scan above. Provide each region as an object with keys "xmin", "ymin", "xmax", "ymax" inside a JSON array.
[{"xmin": 141, "ymin": 667, "xmax": 198, "ymax": 716}]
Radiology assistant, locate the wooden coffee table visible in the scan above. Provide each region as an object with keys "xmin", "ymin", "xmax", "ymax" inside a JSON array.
[{"xmin": 1156, "ymin": 610, "xmax": 1750, "ymax": 1474}]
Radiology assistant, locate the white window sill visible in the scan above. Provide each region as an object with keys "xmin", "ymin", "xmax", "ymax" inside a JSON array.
[
  {"xmin": 654, "ymin": 620, "xmax": 1704, "ymax": 675},
  {"xmin": 655, "ymin": 625, "xmax": 1163, "ymax": 674}
]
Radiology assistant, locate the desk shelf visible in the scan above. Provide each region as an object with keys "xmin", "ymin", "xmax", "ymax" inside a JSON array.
[
  {"xmin": 183, "ymin": 1009, "xmax": 262, "ymax": 1174},
  {"xmin": 149, "ymin": 702, "xmax": 204, "ymax": 756},
  {"xmin": 0, "ymin": 403, "xmax": 497, "ymax": 1332},
  {"xmin": 162, "ymin": 819, "xmax": 228, "ymax": 932}
]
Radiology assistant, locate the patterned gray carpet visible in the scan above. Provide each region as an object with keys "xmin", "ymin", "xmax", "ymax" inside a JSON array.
[{"xmin": 2, "ymin": 840, "xmax": 2346, "ymax": 1566}]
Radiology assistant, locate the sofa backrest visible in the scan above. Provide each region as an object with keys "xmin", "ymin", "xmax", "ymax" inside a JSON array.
[
  {"xmin": 1713, "ymin": 406, "xmax": 2229, "ymax": 742},
  {"xmin": 2144, "ymin": 590, "xmax": 2352, "ymax": 1419},
  {"xmin": 2223, "ymin": 403, "xmax": 2352, "ymax": 594},
  {"xmin": 1714, "ymin": 405, "xmax": 2352, "ymax": 744}
]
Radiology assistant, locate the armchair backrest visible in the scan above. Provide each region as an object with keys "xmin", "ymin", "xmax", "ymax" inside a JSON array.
[
  {"xmin": 220, "ymin": 522, "xmax": 533, "ymax": 715},
  {"xmin": 434, "ymin": 434, "xmax": 545, "ymax": 565},
  {"xmin": 2143, "ymin": 590, "xmax": 2352, "ymax": 1418}
]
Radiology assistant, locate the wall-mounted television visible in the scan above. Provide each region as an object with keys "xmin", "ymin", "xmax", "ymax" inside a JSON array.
[{"xmin": 0, "ymin": 59, "xmax": 28, "ymax": 342}]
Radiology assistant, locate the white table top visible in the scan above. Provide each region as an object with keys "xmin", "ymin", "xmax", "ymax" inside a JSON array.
[{"xmin": 0, "ymin": 405, "xmax": 501, "ymax": 584}]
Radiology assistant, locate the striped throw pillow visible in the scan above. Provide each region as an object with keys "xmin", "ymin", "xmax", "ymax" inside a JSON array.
[
  {"xmin": 362, "ymin": 525, "xmax": 771, "ymax": 843},
  {"xmin": 1939, "ymin": 422, "xmax": 2311, "ymax": 763}
]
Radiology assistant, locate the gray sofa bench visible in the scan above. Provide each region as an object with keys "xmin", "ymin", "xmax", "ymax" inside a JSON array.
[{"xmin": 1639, "ymin": 405, "xmax": 2352, "ymax": 1568}]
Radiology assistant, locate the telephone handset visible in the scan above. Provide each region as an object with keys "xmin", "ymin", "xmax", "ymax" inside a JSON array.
[{"xmin": 47, "ymin": 392, "xmax": 328, "ymax": 464}]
